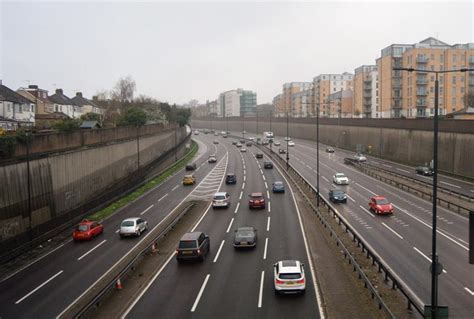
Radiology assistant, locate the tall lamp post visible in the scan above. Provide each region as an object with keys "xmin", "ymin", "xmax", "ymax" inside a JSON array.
[
  {"xmin": 316, "ymin": 103, "xmax": 320, "ymax": 207},
  {"xmin": 393, "ymin": 66, "xmax": 473, "ymax": 319},
  {"xmin": 286, "ymin": 110, "xmax": 289, "ymax": 170},
  {"xmin": 136, "ymin": 125, "xmax": 140, "ymax": 169},
  {"xmin": 25, "ymin": 130, "xmax": 32, "ymax": 239}
]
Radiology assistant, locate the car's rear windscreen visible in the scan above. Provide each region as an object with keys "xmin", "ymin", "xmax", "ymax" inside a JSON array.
[
  {"xmin": 279, "ymin": 273, "xmax": 302, "ymax": 280},
  {"xmin": 179, "ymin": 240, "xmax": 197, "ymax": 249}
]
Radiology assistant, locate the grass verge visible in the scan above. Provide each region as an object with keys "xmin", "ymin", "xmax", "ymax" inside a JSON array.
[{"xmin": 87, "ymin": 140, "xmax": 198, "ymax": 221}]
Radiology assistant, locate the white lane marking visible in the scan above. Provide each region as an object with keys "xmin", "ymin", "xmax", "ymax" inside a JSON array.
[
  {"xmin": 382, "ymin": 223, "xmax": 404, "ymax": 240},
  {"xmin": 239, "ymin": 191, "xmax": 243, "ymax": 200},
  {"xmin": 413, "ymin": 247, "xmax": 447, "ymax": 273},
  {"xmin": 464, "ymin": 287, "xmax": 474, "ymax": 296},
  {"xmin": 393, "ymin": 204, "xmax": 468, "ymax": 251},
  {"xmin": 234, "ymin": 202, "xmax": 240, "ymax": 214},
  {"xmin": 191, "ymin": 274, "xmax": 211, "ymax": 312},
  {"xmin": 356, "ymin": 183, "xmax": 377, "ymax": 196},
  {"xmin": 263, "ymin": 238, "xmax": 269, "ymax": 260},
  {"xmin": 371, "ymin": 161, "xmax": 380, "ymax": 165},
  {"xmin": 115, "ymin": 229, "xmax": 120, "ymax": 233},
  {"xmin": 322, "ymin": 176, "xmax": 329, "ymax": 182},
  {"xmin": 262, "ymin": 175, "xmax": 266, "ymax": 181},
  {"xmin": 15, "ymin": 270, "xmax": 64, "ymax": 304},
  {"xmin": 158, "ymin": 194, "xmax": 168, "ymax": 202},
  {"xmin": 243, "ymin": 175, "xmax": 246, "ymax": 182},
  {"xmin": 140, "ymin": 204, "xmax": 154, "ymax": 216},
  {"xmin": 359, "ymin": 205, "xmax": 375, "ymax": 218},
  {"xmin": 258, "ymin": 271, "xmax": 265, "ymax": 308},
  {"xmin": 213, "ymin": 240, "xmax": 225, "ymax": 263},
  {"xmin": 1, "ymin": 239, "xmax": 71, "ymax": 283},
  {"xmin": 470, "ymin": 190, "xmax": 474, "ymax": 193},
  {"xmin": 266, "ymin": 217, "xmax": 271, "ymax": 231},
  {"xmin": 440, "ymin": 181, "xmax": 461, "ymax": 189},
  {"xmin": 244, "ymin": 170, "xmax": 247, "ymax": 175},
  {"xmin": 346, "ymin": 194, "xmax": 355, "ymax": 203},
  {"xmin": 268, "ymin": 202, "xmax": 271, "ymax": 213},
  {"xmin": 77, "ymin": 240, "xmax": 107, "ymax": 261},
  {"xmin": 396, "ymin": 168, "xmax": 410, "ymax": 174},
  {"xmin": 382, "ymin": 164, "xmax": 392, "ymax": 168},
  {"xmin": 226, "ymin": 218, "xmax": 234, "ymax": 233},
  {"xmin": 264, "ymin": 181, "xmax": 268, "ymax": 189},
  {"xmin": 172, "ymin": 185, "xmax": 179, "ymax": 191},
  {"xmin": 242, "ymin": 182, "xmax": 246, "ymax": 190},
  {"xmin": 266, "ymin": 190, "xmax": 270, "ymax": 199}
]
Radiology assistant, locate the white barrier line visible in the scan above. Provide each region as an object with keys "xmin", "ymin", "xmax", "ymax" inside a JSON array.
[
  {"xmin": 15, "ymin": 270, "xmax": 64, "ymax": 304},
  {"xmin": 263, "ymin": 238, "xmax": 268, "ymax": 260},
  {"xmin": 234, "ymin": 202, "xmax": 240, "ymax": 214},
  {"xmin": 213, "ymin": 240, "xmax": 225, "ymax": 263},
  {"xmin": 257, "ymin": 271, "xmax": 265, "ymax": 308},
  {"xmin": 191, "ymin": 274, "xmax": 211, "ymax": 312},
  {"xmin": 266, "ymin": 217, "xmax": 271, "ymax": 231},
  {"xmin": 413, "ymin": 247, "xmax": 447, "ymax": 273},
  {"xmin": 226, "ymin": 218, "xmax": 234, "ymax": 233},
  {"xmin": 158, "ymin": 194, "xmax": 168, "ymax": 202},
  {"xmin": 77, "ymin": 240, "xmax": 107, "ymax": 261},
  {"xmin": 140, "ymin": 204, "xmax": 154, "ymax": 216}
]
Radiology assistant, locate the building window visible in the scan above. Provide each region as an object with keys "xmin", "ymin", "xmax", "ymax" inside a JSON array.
[
  {"xmin": 431, "ymin": 54, "xmax": 435, "ymax": 60},
  {"xmin": 430, "ymin": 86, "xmax": 434, "ymax": 93},
  {"xmin": 440, "ymin": 54, "xmax": 444, "ymax": 62},
  {"xmin": 453, "ymin": 54, "xmax": 457, "ymax": 62},
  {"xmin": 452, "ymin": 76, "xmax": 456, "ymax": 84},
  {"xmin": 461, "ymin": 87, "xmax": 465, "ymax": 93},
  {"xmin": 461, "ymin": 76, "xmax": 464, "ymax": 82},
  {"xmin": 440, "ymin": 87, "xmax": 444, "ymax": 94},
  {"xmin": 431, "ymin": 65, "xmax": 435, "ymax": 71},
  {"xmin": 452, "ymin": 97, "xmax": 456, "ymax": 106},
  {"xmin": 440, "ymin": 75, "xmax": 444, "ymax": 82},
  {"xmin": 451, "ymin": 87, "xmax": 456, "ymax": 95}
]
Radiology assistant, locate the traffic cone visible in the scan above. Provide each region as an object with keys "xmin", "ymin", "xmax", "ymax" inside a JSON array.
[
  {"xmin": 115, "ymin": 278, "xmax": 123, "ymax": 290},
  {"xmin": 151, "ymin": 242, "xmax": 158, "ymax": 254}
]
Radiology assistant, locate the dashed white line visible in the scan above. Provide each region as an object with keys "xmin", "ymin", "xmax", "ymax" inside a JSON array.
[
  {"xmin": 464, "ymin": 287, "xmax": 474, "ymax": 296},
  {"xmin": 191, "ymin": 274, "xmax": 210, "ymax": 312},
  {"xmin": 396, "ymin": 168, "xmax": 410, "ymax": 174},
  {"xmin": 266, "ymin": 190, "xmax": 270, "ymax": 199},
  {"xmin": 382, "ymin": 223, "xmax": 404, "ymax": 240},
  {"xmin": 239, "ymin": 191, "xmax": 243, "ymax": 200},
  {"xmin": 268, "ymin": 202, "xmax": 271, "ymax": 213},
  {"xmin": 356, "ymin": 183, "xmax": 377, "ymax": 196},
  {"xmin": 172, "ymin": 185, "xmax": 179, "ymax": 191},
  {"xmin": 257, "ymin": 271, "xmax": 265, "ymax": 308},
  {"xmin": 242, "ymin": 182, "xmax": 246, "ymax": 190},
  {"xmin": 15, "ymin": 270, "xmax": 64, "ymax": 304},
  {"xmin": 263, "ymin": 238, "xmax": 269, "ymax": 260},
  {"xmin": 266, "ymin": 217, "xmax": 271, "ymax": 231},
  {"xmin": 77, "ymin": 239, "xmax": 107, "ymax": 261},
  {"xmin": 115, "ymin": 229, "xmax": 120, "ymax": 233},
  {"xmin": 322, "ymin": 176, "xmax": 329, "ymax": 182},
  {"xmin": 234, "ymin": 202, "xmax": 240, "ymax": 214},
  {"xmin": 213, "ymin": 240, "xmax": 225, "ymax": 263},
  {"xmin": 264, "ymin": 181, "xmax": 268, "ymax": 189},
  {"xmin": 382, "ymin": 164, "xmax": 392, "ymax": 168},
  {"xmin": 413, "ymin": 247, "xmax": 447, "ymax": 273},
  {"xmin": 262, "ymin": 175, "xmax": 266, "ymax": 181},
  {"xmin": 243, "ymin": 175, "xmax": 246, "ymax": 182},
  {"xmin": 359, "ymin": 205, "xmax": 375, "ymax": 218},
  {"xmin": 140, "ymin": 204, "xmax": 154, "ymax": 215},
  {"xmin": 158, "ymin": 194, "xmax": 168, "ymax": 202},
  {"xmin": 346, "ymin": 194, "xmax": 355, "ymax": 203},
  {"xmin": 226, "ymin": 218, "xmax": 234, "ymax": 233},
  {"xmin": 440, "ymin": 181, "xmax": 461, "ymax": 189}
]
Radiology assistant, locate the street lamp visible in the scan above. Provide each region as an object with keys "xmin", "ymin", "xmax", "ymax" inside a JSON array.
[
  {"xmin": 316, "ymin": 103, "xmax": 320, "ymax": 207},
  {"xmin": 393, "ymin": 66, "xmax": 473, "ymax": 319},
  {"xmin": 136, "ymin": 125, "xmax": 140, "ymax": 169},
  {"xmin": 286, "ymin": 110, "xmax": 289, "ymax": 170},
  {"xmin": 25, "ymin": 129, "xmax": 32, "ymax": 240}
]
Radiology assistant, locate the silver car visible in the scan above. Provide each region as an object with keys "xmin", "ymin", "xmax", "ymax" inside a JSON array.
[{"xmin": 119, "ymin": 217, "xmax": 148, "ymax": 238}]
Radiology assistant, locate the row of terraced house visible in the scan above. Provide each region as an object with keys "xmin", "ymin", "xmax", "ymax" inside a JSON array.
[
  {"xmin": 273, "ymin": 37, "xmax": 474, "ymax": 119},
  {"xmin": 0, "ymin": 80, "xmax": 105, "ymax": 131}
]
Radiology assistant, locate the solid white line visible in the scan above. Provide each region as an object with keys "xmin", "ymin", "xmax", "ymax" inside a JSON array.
[
  {"xmin": 226, "ymin": 218, "xmax": 234, "ymax": 233},
  {"xmin": 257, "ymin": 271, "xmax": 265, "ymax": 308},
  {"xmin": 264, "ymin": 181, "xmax": 268, "ymax": 189},
  {"xmin": 382, "ymin": 223, "xmax": 404, "ymax": 240},
  {"xmin": 140, "ymin": 204, "xmax": 154, "ymax": 216},
  {"xmin": 268, "ymin": 202, "xmax": 271, "ymax": 213},
  {"xmin": 213, "ymin": 240, "xmax": 225, "ymax": 263},
  {"xmin": 440, "ymin": 181, "xmax": 461, "ymax": 189},
  {"xmin": 413, "ymin": 247, "xmax": 447, "ymax": 273},
  {"xmin": 356, "ymin": 183, "xmax": 377, "ymax": 196},
  {"xmin": 322, "ymin": 176, "xmax": 329, "ymax": 182},
  {"xmin": 396, "ymin": 168, "xmax": 410, "ymax": 174},
  {"xmin": 172, "ymin": 185, "xmax": 179, "ymax": 191},
  {"xmin": 191, "ymin": 274, "xmax": 211, "ymax": 312},
  {"xmin": 464, "ymin": 287, "xmax": 474, "ymax": 296},
  {"xmin": 158, "ymin": 193, "xmax": 168, "ymax": 202},
  {"xmin": 77, "ymin": 240, "xmax": 107, "ymax": 261},
  {"xmin": 263, "ymin": 238, "xmax": 269, "ymax": 260},
  {"xmin": 382, "ymin": 164, "xmax": 392, "ymax": 168},
  {"xmin": 239, "ymin": 191, "xmax": 243, "ymax": 200},
  {"xmin": 266, "ymin": 217, "xmax": 271, "ymax": 231},
  {"xmin": 346, "ymin": 194, "xmax": 355, "ymax": 203},
  {"xmin": 234, "ymin": 202, "xmax": 240, "ymax": 214},
  {"xmin": 359, "ymin": 205, "xmax": 375, "ymax": 218},
  {"xmin": 15, "ymin": 270, "xmax": 64, "ymax": 304}
]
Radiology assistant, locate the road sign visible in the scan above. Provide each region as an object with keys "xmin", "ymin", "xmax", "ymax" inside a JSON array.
[{"xmin": 423, "ymin": 305, "xmax": 449, "ymax": 318}]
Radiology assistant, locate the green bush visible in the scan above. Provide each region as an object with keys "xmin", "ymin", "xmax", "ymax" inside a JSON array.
[
  {"xmin": 0, "ymin": 136, "xmax": 17, "ymax": 158},
  {"xmin": 52, "ymin": 118, "xmax": 82, "ymax": 133}
]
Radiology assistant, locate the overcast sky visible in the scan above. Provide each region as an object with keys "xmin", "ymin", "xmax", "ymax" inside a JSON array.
[{"xmin": 1, "ymin": 1, "xmax": 473, "ymax": 105}]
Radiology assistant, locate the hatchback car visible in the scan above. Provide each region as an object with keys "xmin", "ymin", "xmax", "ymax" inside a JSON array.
[
  {"xmin": 329, "ymin": 189, "xmax": 347, "ymax": 203},
  {"xmin": 119, "ymin": 218, "xmax": 148, "ymax": 238},
  {"xmin": 240, "ymin": 147, "xmax": 247, "ymax": 152},
  {"xmin": 326, "ymin": 147, "xmax": 335, "ymax": 153},
  {"xmin": 233, "ymin": 227, "xmax": 257, "ymax": 248},
  {"xmin": 333, "ymin": 173, "xmax": 349, "ymax": 185},
  {"xmin": 369, "ymin": 196, "xmax": 394, "ymax": 215},
  {"xmin": 274, "ymin": 141, "xmax": 281, "ymax": 146},
  {"xmin": 185, "ymin": 163, "xmax": 197, "ymax": 171},
  {"xmin": 288, "ymin": 141, "xmax": 295, "ymax": 147},
  {"xmin": 236, "ymin": 143, "xmax": 242, "ymax": 148},
  {"xmin": 273, "ymin": 260, "xmax": 306, "ymax": 294},
  {"xmin": 415, "ymin": 166, "xmax": 434, "ymax": 176},
  {"xmin": 249, "ymin": 192, "xmax": 266, "ymax": 209},
  {"xmin": 232, "ymin": 141, "xmax": 238, "ymax": 145},
  {"xmin": 279, "ymin": 148, "xmax": 287, "ymax": 154},
  {"xmin": 272, "ymin": 181, "xmax": 285, "ymax": 193},
  {"xmin": 240, "ymin": 139, "xmax": 246, "ymax": 144},
  {"xmin": 226, "ymin": 173, "xmax": 237, "ymax": 184},
  {"xmin": 212, "ymin": 192, "xmax": 230, "ymax": 208},
  {"xmin": 182, "ymin": 174, "xmax": 196, "ymax": 185},
  {"xmin": 249, "ymin": 137, "xmax": 255, "ymax": 141},
  {"xmin": 354, "ymin": 154, "xmax": 367, "ymax": 162},
  {"xmin": 176, "ymin": 232, "xmax": 210, "ymax": 262},
  {"xmin": 208, "ymin": 155, "xmax": 217, "ymax": 163},
  {"xmin": 246, "ymin": 142, "xmax": 252, "ymax": 147},
  {"xmin": 213, "ymin": 140, "xmax": 219, "ymax": 144},
  {"xmin": 264, "ymin": 161, "xmax": 273, "ymax": 169},
  {"xmin": 256, "ymin": 153, "xmax": 263, "ymax": 159},
  {"xmin": 284, "ymin": 137, "xmax": 291, "ymax": 141},
  {"xmin": 72, "ymin": 220, "xmax": 104, "ymax": 241},
  {"xmin": 262, "ymin": 140, "xmax": 269, "ymax": 145}
]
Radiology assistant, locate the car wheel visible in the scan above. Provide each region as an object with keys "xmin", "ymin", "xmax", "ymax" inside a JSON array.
[
  {"xmin": 137, "ymin": 230, "xmax": 141, "ymax": 237},
  {"xmin": 119, "ymin": 235, "xmax": 124, "ymax": 240}
]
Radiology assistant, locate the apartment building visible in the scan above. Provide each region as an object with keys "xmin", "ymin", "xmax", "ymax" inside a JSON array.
[
  {"xmin": 327, "ymin": 90, "xmax": 353, "ymax": 118},
  {"xmin": 0, "ymin": 81, "xmax": 36, "ymax": 130},
  {"xmin": 291, "ymin": 88, "xmax": 313, "ymax": 117},
  {"xmin": 272, "ymin": 94, "xmax": 283, "ymax": 117},
  {"xmin": 280, "ymin": 82, "xmax": 311, "ymax": 117},
  {"xmin": 378, "ymin": 37, "xmax": 474, "ymax": 118},
  {"xmin": 313, "ymin": 73, "xmax": 353, "ymax": 117},
  {"xmin": 353, "ymin": 65, "xmax": 379, "ymax": 118},
  {"xmin": 206, "ymin": 99, "xmax": 218, "ymax": 117},
  {"xmin": 216, "ymin": 89, "xmax": 257, "ymax": 117}
]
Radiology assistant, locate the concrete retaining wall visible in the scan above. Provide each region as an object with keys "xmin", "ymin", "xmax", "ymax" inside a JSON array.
[{"xmin": 191, "ymin": 118, "xmax": 474, "ymax": 178}]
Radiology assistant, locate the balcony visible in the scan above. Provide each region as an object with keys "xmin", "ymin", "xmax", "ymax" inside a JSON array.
[
  {"xmin": 469, "ymin": 56, "xmax": 474, "ymax": 64},
  {"xmin": 416, "ymin": 79, "xmax": 428, "ymax": 85},
  {"xmin": 416, "ymin": 56, "xmax": 429, "ymax": 63},
  {"xmin": 416, "ymin": 90, "xmax": 428, "ymax": 96},
  {"xmin": 416, "ymin": 100, "xmax": 427, "ymax": 107},
  {"xmin": 363, "ymin": 92, "xmax": 371, "ymax": 98},
  {"xmin": 416, "ymin": 68, "xmax": 428, "ymax": 74},
  {"xmin": 392, "ymin": 82, "xmax": 402, "ymax": 88},
  {"xmin": 364, "ymin": 85, "xmax": 371, "ymax": 90}
]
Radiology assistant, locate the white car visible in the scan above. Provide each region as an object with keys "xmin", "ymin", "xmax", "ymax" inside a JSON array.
[
  {"xmin": 274, "ymin": 141, "xmax": 281, "ymax": 146},
  {"xmin": 273, "ymin": 260, "xmax": 306, "ymax": 294},
  {"xmin": 288, "ymin": 141, "xmax": 295, "ymax": 147},
  {"xmin": 119, "ymin": 218, "xmax": 148, "ymax": 238},
  {"xmin": 240, "ymin": 148, "xmax": 247, "ymax": 152},
  {"xmin": 354, "ymin": 154, "xmax": 367, "ymax": 162},
  {"xmin": 212, "ymin": 192, "xmax": 230, "ymax": 208},
  {"xmin": 249, "ymin": 137, "xmax": 255, "ymax": 141},
  {"xmin": 220, "ymin": 131, "xmax": 226, "ymax": 135},
  {"xmin": 284, "ymin": 137, "xmax": 291, "ymax": 141},
  {"xmin": 333, "ymin": 173, "xmax": 349, "ymax": 185}
]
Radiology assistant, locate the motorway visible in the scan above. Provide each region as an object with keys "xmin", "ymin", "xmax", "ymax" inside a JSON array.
[
  {"xmin": 260, "ymin": 132, "xmax": 473, "ymax": 318},
  {"xmin": 0, "ymin": 133, "xmax": 322, "ymax": 319}
]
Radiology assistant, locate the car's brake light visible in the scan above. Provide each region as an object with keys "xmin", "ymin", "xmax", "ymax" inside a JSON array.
[
  {"xmin": 197, "ymin": 249, "xmax": 201, "ymax": 255},
  {"xmin": 275, "ymin": 279, "xmax": 284, "ymax": 284},
  {"xmin": 296, "ymin": 278, "xmax": 305, "ymax": 284},
  {"xmin": 175, "ymin": 249, "xmax": 179, "ymax": 254}
]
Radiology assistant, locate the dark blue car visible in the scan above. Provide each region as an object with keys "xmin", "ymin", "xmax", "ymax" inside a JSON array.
[
  {"xmin": 226, "ymin": 174, "xmax": 237, "ymax": 184},
  {"xmin": 329, "ymin": 189, "xmax": 347, "ymax": 203},
  {"xmin": 272, "ymin": 181, "xmax": 285, "ymax": 193}
]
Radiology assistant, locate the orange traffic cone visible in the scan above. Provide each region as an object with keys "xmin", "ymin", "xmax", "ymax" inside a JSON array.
[
  {"xmin": 151, "ymin": 243, "xmax": 158, "ymax": 254},
  {"xmin": 115, "ymin": 278, "xmax": 123, "ymax": 290}
]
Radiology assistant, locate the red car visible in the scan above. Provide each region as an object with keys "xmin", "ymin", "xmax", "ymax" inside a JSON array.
[
  {"xmin": 249, "ymin": 192, "xmax": 266, "ymax": 209},
  {"xmin": 73, "ymin": 219, "xmax": 104, "ymax": 241},
  {"xmin": 369, "ymin": 196, "xmax": 394, "ymax": 215}
]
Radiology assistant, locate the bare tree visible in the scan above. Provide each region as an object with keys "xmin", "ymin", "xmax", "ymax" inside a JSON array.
[{"xmin": 113, "ymin": 75, "xmax": 136, "ymax": 103}]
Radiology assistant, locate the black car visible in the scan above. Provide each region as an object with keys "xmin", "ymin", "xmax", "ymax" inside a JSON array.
[
  {"xmin": 240, "ymin": 139, "xmax": 246, "ymax": 144},
  {"xmin": 415, "ymin": 166, "xmax": 434, "ymax": 176},
  {"xmin": 246, "ymin": 142, "xmax": 252, "ymax": 147},
  {"xmin": 176, "ymin": 232, "xmax": 210, "ymax": 262},
  {"xmin": 232, "ymin": 141, "xmax": 237, "ymax": 145},
  {"xmin": 226, "ymin": 173, "xmax": 237, "ymax": 184},
  {"xmin": 326, "ymin": 147, "xmax": 335, "ymax": 153},
  {"xmin": 233, "ymin": 227, "xmax": 257, "ymax": 248},
  {"xmin": 329, "ymin": 189, "xmax": 347, "ymax": 203},
  {"xmin": 262, "ymin": 140, "xmax": 269, "ymax": 145},
  {"xmin": 185, "ymin": 163, "xmax": 197, "ymax": 171},
  {"xmin": 263, "ymin": 161, "xmax": 273, "ymax": 169},
  {"xmin": 256, "ymin": 153, "xmax": 263, "ymax": 159},
  {"xmin": 279, "ymin": 148, "xmax": 286, "ymax": 154}
]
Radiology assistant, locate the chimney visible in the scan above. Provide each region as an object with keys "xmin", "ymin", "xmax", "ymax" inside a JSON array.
[
  {"xmin": 92, "ymin": 95, "xmax": 98, "ymax": 101},
  {"xmin": 56, "ymin": 88, "xmax": 63, "ymax": 95},
  {"xmin": 29, "ymin": 85, "xmax": 38, "ymax": 89},
  {"xmin": 76, "ymin": 92, "xmax": 83, "ymax": 98}
]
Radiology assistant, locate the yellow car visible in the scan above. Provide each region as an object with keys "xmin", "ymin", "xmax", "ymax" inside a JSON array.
[{"xmin": 182, "ymin": 174, "xmax": 196, "ymax": 185}]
